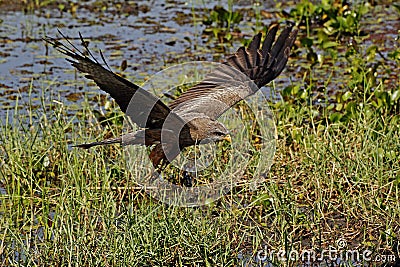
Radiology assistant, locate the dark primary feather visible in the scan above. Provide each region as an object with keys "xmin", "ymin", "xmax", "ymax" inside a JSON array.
[
  {"xmin": 43, "ymin": 34, "xmax": 172, "ymax": 129},
  {"xmin": 169, "ymin": 23, "xmax": 298, "ymax": 120}
]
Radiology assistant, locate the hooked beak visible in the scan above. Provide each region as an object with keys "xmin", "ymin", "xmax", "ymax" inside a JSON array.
[{"xmin": 222, "ymin": 134, "xmax": 232, "ymax": 143}]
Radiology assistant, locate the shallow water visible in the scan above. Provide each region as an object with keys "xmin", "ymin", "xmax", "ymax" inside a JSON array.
[
  {"xmin": 0, "ymin": 1, "xmax": 398, "ymax": 119},
  {"xmin": 0, "ymin": 1, "xmax": 275, "ymax": 115}
]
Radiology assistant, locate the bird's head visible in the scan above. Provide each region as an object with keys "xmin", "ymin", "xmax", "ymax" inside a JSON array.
[{"xmin": 189, "ymin": 117, "xmax": 231, "ymax": 144}]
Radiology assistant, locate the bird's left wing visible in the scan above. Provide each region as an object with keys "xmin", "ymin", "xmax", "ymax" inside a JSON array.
[{"xmin": 44, "ymin": 32, "xmax": 172, "ymax": 129}]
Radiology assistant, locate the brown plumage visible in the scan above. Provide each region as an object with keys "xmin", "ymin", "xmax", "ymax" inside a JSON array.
[{"xmin": 44, "ymin": 23, "xmax": 297, "ymax": 170}]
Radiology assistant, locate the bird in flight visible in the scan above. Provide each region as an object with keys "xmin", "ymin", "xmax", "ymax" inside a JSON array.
[{"xmin": 44, "ymin": 23, "xmax": 297, "ymax": 171}]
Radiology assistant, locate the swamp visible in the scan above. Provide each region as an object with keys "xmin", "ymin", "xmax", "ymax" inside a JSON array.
[{"xmin": 0, "ymin": 0, "xmax": 399, "ymax": 266}]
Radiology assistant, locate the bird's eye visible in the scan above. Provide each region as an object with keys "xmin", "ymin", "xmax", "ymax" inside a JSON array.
[{"xmin": 214, "ymin": 131, "xmax": 226, "ymax": 136}]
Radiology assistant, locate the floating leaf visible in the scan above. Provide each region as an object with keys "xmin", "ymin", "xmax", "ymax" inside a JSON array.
[
  {"xmin": 391, "ymin": 90, "xmax": 400, "ymax": 103},
  {"xmin": 342, "ymin": 91, "xmax": 352, "ymax": 101},
  {"xmin": 120, "ymin": 59, "xmax": 127, "ymax": 71},
  {"xmin": 329, "ymin": 112, "xmax": 342, "ymax": 122},
  {"xmin": 300, "ymin": 37, "xmax": 313, "ymax": 47},
  {"xmin": 322, "ymin": 41, "xmax": 338, "ymax": 49}
]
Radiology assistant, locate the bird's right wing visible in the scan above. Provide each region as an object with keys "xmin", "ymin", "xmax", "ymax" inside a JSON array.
[
  {"xmin": 169, "ymin": 23, "xmax": 297, "ymax": 120},
  {"xmin": 44, "ymin": 32, "xmax": 172, "ymax": 129}
]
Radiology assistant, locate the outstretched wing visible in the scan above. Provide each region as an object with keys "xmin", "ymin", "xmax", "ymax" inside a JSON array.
[
  {"xmin": 169, "ymin": 23, "xmax": 297, "ymax": 120},
  {"xmin": 44, "ymin": 32, "xmax": 171, "ymax": 129}
]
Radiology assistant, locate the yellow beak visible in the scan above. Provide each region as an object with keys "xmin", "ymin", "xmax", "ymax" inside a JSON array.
[{"xmin": 223, "ymin": 134, "xmax": 232, "ymax": 143}]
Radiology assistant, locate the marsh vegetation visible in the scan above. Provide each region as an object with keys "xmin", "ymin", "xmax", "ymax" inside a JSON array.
[{"xmin": 0, "ymin": 0, "xmax": 399, "ymax": 265}]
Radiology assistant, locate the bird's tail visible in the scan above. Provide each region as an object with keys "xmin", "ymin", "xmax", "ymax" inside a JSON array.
[
  {"xmin": 73, "ymin": 130, "xmax": 149, "ymax": 149},
  {"xmin": 73, "ymin": 136, "xmax": 122, "ymax": 149},
  {"xmin": 225, "ymin": 22, "xmax": 297, "ymax": 88},
  {"xmin": 73, "ymin": 129, "xmax": 164, "ymax": 149}
]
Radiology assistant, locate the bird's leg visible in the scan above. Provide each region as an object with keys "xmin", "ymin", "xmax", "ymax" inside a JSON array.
[{"xmin": 181, "ymin": 171, "xmax": 194, "ymax": 187}]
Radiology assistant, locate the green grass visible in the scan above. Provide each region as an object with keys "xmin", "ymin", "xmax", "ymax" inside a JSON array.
[
  {"xmin": 1, "ymin": 70, "xmax": 399, "ymax": 266},
  {"xmin": 1, "ymin": 0, "xmax": 400, "ymax": 266}
]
